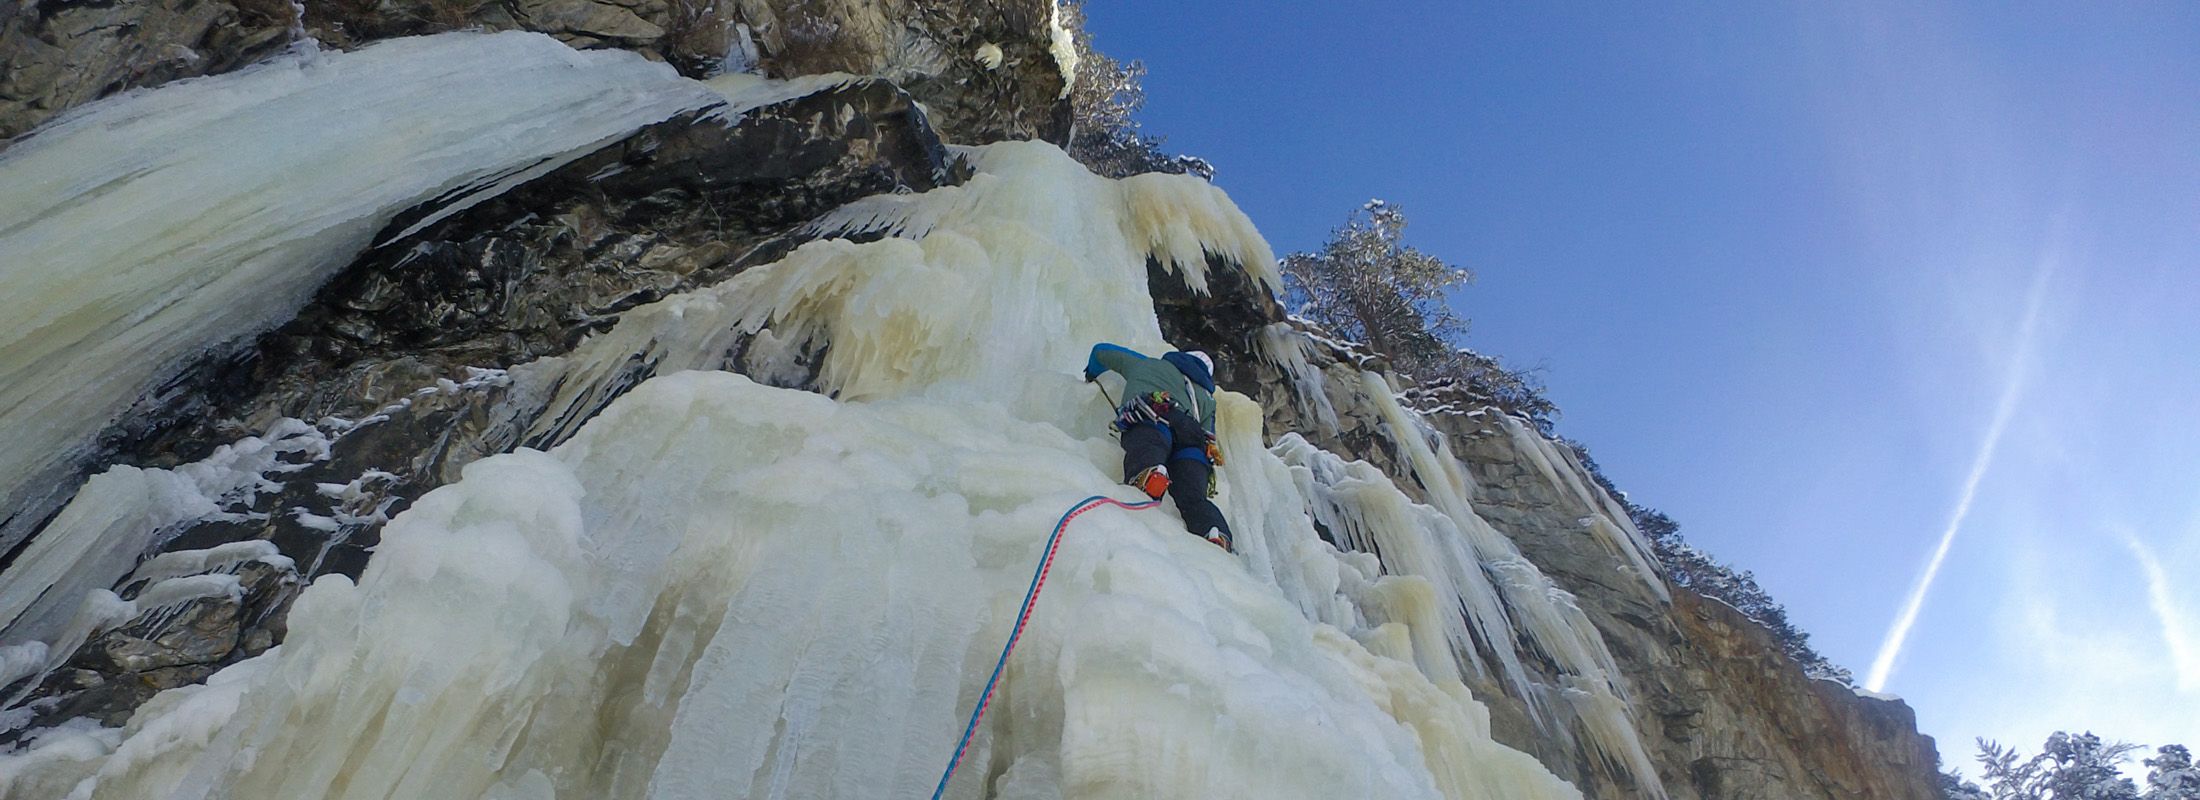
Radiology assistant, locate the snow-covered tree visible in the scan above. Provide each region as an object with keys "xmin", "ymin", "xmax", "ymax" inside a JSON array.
[
  {"xmin": 1978, "ymin": 738, "xmax": 2048, "ymax": 800},
  {"xmin": 2146, "ymin": 745, "xmax": 2200, "ymax": 800},
  {"xmin": 1441, "ymin": 349, "xmax": 1558, "ymax": 432},
  {"xmin": 1945, "ymin": 769, "xmax": 1994, "ymax": 800},
  {"xmin": 2040, "ymin": 732, "xmax": 2142, "ymax": 799},
  {"xmin": 1280, "ymin": 200, "xmax": 1558, "ymax": 427},
  {"xmin": 1973, "ymin": 733, "xmax": 2143, "ymax": 800},
  {"xmin": 1281, "ymin": 200, "xmax": 1470, "ymax": 375}
]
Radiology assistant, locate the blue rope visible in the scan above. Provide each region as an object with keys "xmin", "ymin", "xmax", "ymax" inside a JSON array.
[{"xmin": 929, "ymin": 494, "xmax": 1161, "ymax": 799}]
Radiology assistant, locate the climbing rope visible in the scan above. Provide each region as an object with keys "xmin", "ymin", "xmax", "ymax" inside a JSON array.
[{"xmin": 928, "ymin": 493, "xmax": 1162, "ymax": 800}]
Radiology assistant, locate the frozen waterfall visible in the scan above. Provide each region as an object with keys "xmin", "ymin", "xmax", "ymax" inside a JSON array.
[
  {"xmin": 0, "ymin": 32, "xmax": 721, "ymax": 556},
  {"xmin": 0, "ymin": 38, "xmax": 1669, "ymax": 800}
]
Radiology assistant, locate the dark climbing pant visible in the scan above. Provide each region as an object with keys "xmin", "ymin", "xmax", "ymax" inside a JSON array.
[{"xmin": 1120, "ymin": 405, "xmax": 1232, "ymax": 540}]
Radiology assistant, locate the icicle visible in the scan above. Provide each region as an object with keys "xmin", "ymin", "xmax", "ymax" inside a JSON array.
[
  {"xmin": 1046, "ymin": 1, "xmax": 1081, "ymax": 99},
  {"xmin": 0, "ymin": 642, "xmax": 48, "ymax": 690},
  {"xmin": 1497, "ymin": 415, "xmax": 1670, "ymax": 605},
  {"xmin": 699, "ymin": 72, "xmax": 858, "ymax": 124},
  {"xmin": 0, "ymin": 32, "xmax": 723, "ymax": 556},
  {"xmin": 1270, "ymin": 432, "xmax": 1525, "ymax": 701},
  {"xmin": 1255, "ymin": 322, "xmax": 1340, "ymax": 433},
  {"xmin": 1320, "ymin": 628, "xmax": 1586, "ymax": 800},
  {"xmin": 125, "ymin": 541, "xmax": 292, "ymax": 590},
  {"xmin": 3, "ymin": 589, "xmax": 139, "ymax": 708},
  {"xmin": 1359, "ymin": 372, "xmax": 1668, "ymax": 798},
  {"xmin": 1562, "ymin": 677, "xmax": 1668, "ymax": 797},
  {"xmin": 1205, "ymin": 395, "xmax": 1369, "ymax": 633}
]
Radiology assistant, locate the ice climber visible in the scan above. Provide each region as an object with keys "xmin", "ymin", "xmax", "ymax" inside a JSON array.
[{"xmin": 1082, "ymin": 343, "xmax": 1234, "ymax": 551}]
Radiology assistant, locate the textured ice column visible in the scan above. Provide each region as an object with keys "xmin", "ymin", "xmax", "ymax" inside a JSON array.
[
  {"xmin": 1255, "ymin": 322, "xmax": 1340, "ymax": 433},
  {"xmin": 1270, "ymin": 432, "xmax": 1525, "ymax": 700},
  {"xmin": 1204, "ymin": 393, "xmax": 1370, "ymax": 634},
  {"xmin": 0, "ymin": 31, "xmax": 721, "ymax": 551},
  {"xmin": 1320, "ymin": 629, "xmax": 1588, "ymax": 800},
  {"xmin": 1358, "ymin": 372, "xmax": 1667, "ymax": 798},
  {"xmin": 1498, "ymin": 416, "xmax": 1671, "ymax": 605}
]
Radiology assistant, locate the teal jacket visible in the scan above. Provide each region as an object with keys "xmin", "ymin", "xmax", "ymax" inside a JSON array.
[{"xmin": 1083, "ymin": 344, "xmax": 1218, "ymax": 435}]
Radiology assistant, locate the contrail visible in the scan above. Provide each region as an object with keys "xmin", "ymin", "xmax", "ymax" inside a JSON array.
[
  {"xmin": 1864, "ymin": 262, "xmax": 2054, "ymax": 693},
  {"xmin": 2124, "ymin": 533, "xmax": 2200, "ymax": 693}
]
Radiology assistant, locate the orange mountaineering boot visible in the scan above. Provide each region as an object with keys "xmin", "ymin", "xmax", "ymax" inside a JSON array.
[{"xmin": 1132, "ymin": 465, "xmax": 1170, "ymax": 499}]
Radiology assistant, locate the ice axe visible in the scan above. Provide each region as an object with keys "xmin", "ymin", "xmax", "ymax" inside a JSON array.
[{"xmin": 1093, "ymin": 379, "xmax": 1122, "ymax": 438}]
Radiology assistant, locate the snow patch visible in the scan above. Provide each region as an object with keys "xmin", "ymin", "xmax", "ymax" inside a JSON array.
[{"xmin": 1849, "ymin": 684, "xmax": 1902, "ymax": 703}]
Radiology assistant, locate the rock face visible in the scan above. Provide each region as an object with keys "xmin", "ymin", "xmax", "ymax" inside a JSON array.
[
  {"xmin": 1664, "ymin": 591, "xmax": 1941, "ymax": 799},
  {"xmin": 2, "ymin": 5, "xmax": 1944, "ymax": 798},
  {"xmin": 0, "ymin": 0, "xmax": 296, "ymax": 143},
  {"xmin": 2, "ymin": 0, "xmax": 1069, "ymax": 145}
]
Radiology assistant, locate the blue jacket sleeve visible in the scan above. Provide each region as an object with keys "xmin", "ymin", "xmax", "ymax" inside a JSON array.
[{"xmin": 1083, "ymin": 343, "xmax": 1142, "ymax": 381}]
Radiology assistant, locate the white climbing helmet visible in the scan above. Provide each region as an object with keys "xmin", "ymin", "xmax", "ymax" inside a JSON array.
[{"xmin": 1186, "ymin": 350, "xmax": 1213, "ymax": 375}]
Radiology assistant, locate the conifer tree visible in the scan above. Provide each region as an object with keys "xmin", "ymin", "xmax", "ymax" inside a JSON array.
[
  {"xmin": 2146, "ymin": 745, "xmax": 2200, "ymax": 800},
  {"xmin": 1281, "ymin": 199, "xmax": 1471, "ymax": 377},
  {"xmin": 1969, "ymin": 733, "xmax": 2145, "ymax": 800}
]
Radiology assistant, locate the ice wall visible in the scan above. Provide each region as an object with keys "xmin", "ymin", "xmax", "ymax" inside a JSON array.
[
  {"xmin": 0, "ymin": 32, "xmax": 724, "ymax": 553},
  {"xmin": 1, "ymin": 138, "xmax": 1587, "ymax": 800}
]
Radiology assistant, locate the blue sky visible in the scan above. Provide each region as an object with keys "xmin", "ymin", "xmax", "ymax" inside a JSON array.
[{"xmin": 1087, "ymin": 0, "xmax": 2200, "ymax": 768}]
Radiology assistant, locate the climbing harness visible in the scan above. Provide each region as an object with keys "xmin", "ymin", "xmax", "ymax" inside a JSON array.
[
  {"xmin": 928, "ymin": 494, "xmax": 1163, "ymax": 800},
  {"xmin": 1110, "ymin": 390, "xmax": 1177, "ymax": 432},
  {"xmin": 1095, "ymin": 383, "xmax": 1166, "ymax": 436},
  {"xmin": 1095, "ymin": 383, "xmax": 1222, "ymax": 497}
]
